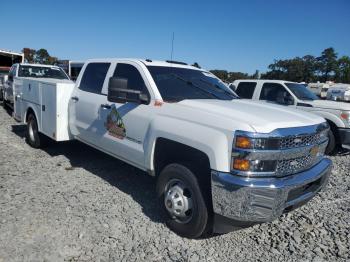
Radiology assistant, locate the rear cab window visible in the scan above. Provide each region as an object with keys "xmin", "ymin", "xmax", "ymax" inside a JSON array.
[
  {"xmin": 79, "ymin": 63, "xmax": 111, "ymax": 94},
  {"xmin": 235, "ymin": 82, "xmax": 257, "ymax": 99}
]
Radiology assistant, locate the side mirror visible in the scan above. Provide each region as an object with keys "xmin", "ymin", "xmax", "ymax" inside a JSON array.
[
  {"xmin": 107, "ymin": 77, "xmax": 149, "ymax": 104},
  {"xmin": 284, "ymin": 94, "xmax": 294, "ymax": 105}
]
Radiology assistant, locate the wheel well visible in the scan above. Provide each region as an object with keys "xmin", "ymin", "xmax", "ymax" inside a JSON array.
[
  {"xmin": 25, "ymin": 107, "xmax": 35, "ymax": 123},
  {"xmin": 154, "ymin": 138, "xmax": 211, "ymax": 178},
  {"xmin": 326, "ymin": 119, "xmax": 340, "ymax": 144}
]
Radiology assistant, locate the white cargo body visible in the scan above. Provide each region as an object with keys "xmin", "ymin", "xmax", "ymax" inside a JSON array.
[{"xmin": 14, "ymin": 78, "xmax": 75, "ymax": 141}]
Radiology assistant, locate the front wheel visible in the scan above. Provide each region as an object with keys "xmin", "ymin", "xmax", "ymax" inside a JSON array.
[{"xmin": 156, "ymin": 163, "xmax": 210, "ymax": 239}]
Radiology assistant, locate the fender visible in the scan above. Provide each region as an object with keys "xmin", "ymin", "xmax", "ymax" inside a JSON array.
[
  {"xmin": 310, "ymin": 110, "xmax": 346, "ymax": 128},
  {"xmin": 143, "ymin": 115, "xmax": 234, "ymax": 173}
]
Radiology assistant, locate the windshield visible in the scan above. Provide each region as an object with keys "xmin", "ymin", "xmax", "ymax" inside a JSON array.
[
  {"xmin": 285, "ymin": 83, "xmax": 319, "ymax": 101},
  {"xmin": 147, "ymin": 66, "xmax": 237, "ymax": 102},
  {"xmin": 18, "ymin": 65, "xmax": 69, "ymax": 80}
]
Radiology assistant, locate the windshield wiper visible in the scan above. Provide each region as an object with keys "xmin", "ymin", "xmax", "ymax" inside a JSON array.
[
  {"xmin": 170, "ymin": 73, "xmax": 220, "ymax": 99},
  {"xmin": 198, "ymin": 79, "xmax": 238, "ymax": 99}
]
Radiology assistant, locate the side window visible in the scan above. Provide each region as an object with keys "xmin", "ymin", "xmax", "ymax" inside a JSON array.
[
  {"xmin": 260, "ymin": 83, "xmax": 293, "ymax": 105},
  {"xmin": 235, "ymin": 82, "xmax": 257, "ymax": 99},
  {"xmin": 79, "ymin": 63, "xmax": 110, "ymax": 94},
  {"xmin": 113, "ymin": 63, "xmax": 148, "ymax": 93}
]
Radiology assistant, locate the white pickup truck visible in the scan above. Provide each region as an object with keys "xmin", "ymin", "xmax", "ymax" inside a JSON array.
[
  {"xmin": 230, "ymin": 80, "xmax": 350, "ymax": 154},
  {"xmin": 3, "ymin": 63, "xmax": 70, "ymax": 109},
  {"xmin": 14, "ymin": 59, "xmax": 332, "ymax": 238}
]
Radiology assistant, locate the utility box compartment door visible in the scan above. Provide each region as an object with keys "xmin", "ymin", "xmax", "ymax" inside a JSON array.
[{"xmin": 41, "ymin": 83, "xmax": 57, "ymax": 140}]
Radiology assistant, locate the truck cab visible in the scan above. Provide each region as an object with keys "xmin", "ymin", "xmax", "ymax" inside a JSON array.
[
  {"xmin": 231, "ymin": 79, "xmax": 350, "ymax": 154},
  {"xmin": 20, "ymin": 59, "xmax": 332, "ymax": 238}
]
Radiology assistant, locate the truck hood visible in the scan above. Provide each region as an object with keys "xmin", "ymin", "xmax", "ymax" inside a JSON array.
[
  {"xmin": 178, "ymin": 99, "xmax": 325, "ymax": 133},
  {"xmin": 304, "ymin": 100, "xmax": 350, "ymax": 111}
]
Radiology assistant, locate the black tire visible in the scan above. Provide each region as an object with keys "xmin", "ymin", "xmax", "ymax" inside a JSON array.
[
  {"xmin": 0, "ymin": 90, "xmax": 3, "ymax": 101},
  {"xmin": 156, "ymin": 163, "xmax": 209, "ymax": 239},
  {"xmin": 325, "ymin": 128, "xmax": 337, "ymax": 155},
  {"xmin": 26, "ymin": 113, "xmax": 46, "ymax": 148}
]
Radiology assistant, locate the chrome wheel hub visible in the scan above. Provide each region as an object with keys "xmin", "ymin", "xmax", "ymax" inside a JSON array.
[{"xmin": 164, "ymin": 179, "xmax": 193, "ymax": 223}]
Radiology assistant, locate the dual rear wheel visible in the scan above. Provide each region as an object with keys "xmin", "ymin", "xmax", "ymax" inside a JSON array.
[{"xmin": 26, "ymin": 113, "xmax": 47, "ymax": 148}]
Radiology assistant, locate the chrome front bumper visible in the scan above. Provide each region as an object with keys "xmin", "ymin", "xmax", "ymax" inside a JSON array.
[{"xmin": 211, "ymin": 158, "xmax": 332, "ymax": 223}]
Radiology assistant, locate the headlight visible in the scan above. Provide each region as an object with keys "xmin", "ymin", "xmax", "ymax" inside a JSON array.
[{"xmin": 235, "ymin": 136, "xmax": 279, "ymax": 150}]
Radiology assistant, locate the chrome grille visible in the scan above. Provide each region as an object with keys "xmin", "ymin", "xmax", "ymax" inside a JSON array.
[
  {"xmin": 276, "ymin": 155, "xmax": 313, "ymax": 176},
  {"xmin": 279, "ymin": 133, "xmax": 321, "ymax": 150}
]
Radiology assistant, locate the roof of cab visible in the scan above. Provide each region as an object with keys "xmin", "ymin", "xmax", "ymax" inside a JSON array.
[
  {"xmin": 84, "ymin": 58, "xmax": 206, "ymax": 71},
  {"xmin": 16, "ymin": 63, "xmax": 62, "ymax": 68},
  {"xmin": 233, "ymin": 79, "xmax": 295, "ymax": 84}
]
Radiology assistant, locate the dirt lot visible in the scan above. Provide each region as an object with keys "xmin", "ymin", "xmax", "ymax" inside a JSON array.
[{"xmin": 0, "ymin": 104, "xmax": 349, "ymax": 262}]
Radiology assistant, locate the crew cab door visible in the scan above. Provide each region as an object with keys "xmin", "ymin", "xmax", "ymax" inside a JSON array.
[
  {"xmin": 98, "ymin": 62, "xmax": 154, "ymax": 169},
  {"xmin": 68, "ymin": 62, "xmax": 112, "ymax": 145}
]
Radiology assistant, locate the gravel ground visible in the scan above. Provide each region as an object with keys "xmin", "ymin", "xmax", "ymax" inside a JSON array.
[{"xmin": 0, "ymin": 104, "xmax": 349, "ymax": 262}]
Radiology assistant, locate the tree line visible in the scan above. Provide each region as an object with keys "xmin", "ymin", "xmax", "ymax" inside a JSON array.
[
  {"xmin": 208, "ymin": 47, "xmax": 350, "ymax": 84},
  {"xmin": 22, "ymin": 48, "xmax": 58, "ymax": 65}
]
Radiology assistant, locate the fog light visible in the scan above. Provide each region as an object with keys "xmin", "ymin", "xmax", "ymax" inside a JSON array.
[
  {"xmin": 235, "ymin": 136, "xmax": 252, "ymax": 149},
  {"xmin": 233, "ymin": 159, "xmax": 250, "ymax": 171}
]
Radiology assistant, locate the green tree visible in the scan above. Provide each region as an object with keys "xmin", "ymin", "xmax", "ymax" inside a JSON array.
[
  {"xmin": 22, "ymin": 48, "xmax": 36, "ymax": 63},
  {"xmin": 35, "ymin": 48, "xmax": 51, "ymax": 64},
  {"xmin": 335, "ymin": 56, "xmax": 350, "ymax": 83},
  {"xmin": 317, "ymin": 47, "xmax": 338, "ymax": 81},
  {"xmin": 210, "ymin": 70, "xmax": 228, "ymax": 81}
]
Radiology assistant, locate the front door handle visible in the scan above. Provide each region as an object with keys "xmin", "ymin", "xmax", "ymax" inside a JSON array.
[
  {"xmin": 100, "ymin": 104, "xmax": 111, "ymax": 109},
  {"xmin": 71, "ymin": 96, "xmax": 79, "ymax": 102}
]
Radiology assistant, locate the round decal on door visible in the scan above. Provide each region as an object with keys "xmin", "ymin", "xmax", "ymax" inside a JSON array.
[{"xmin": 104, "ymin": 106, "xmax": 126, "ymax": 139}]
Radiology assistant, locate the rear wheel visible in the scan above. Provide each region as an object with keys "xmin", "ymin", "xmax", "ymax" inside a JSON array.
[
  {"xmin": 26, "ymin": 113, "xmax": 46, "ymax": 148},
  {"xmin": 156, "ymin": 163, "xmax": 210, "ymax": 238}
]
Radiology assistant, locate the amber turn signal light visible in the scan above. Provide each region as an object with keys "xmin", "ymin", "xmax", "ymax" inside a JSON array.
[
  {"xmin": 235, "ymin": 136, "xmax": 252, "ymax": 149},
  {"xmin": 233, "ymin": 159, "xmax": 250, "ymax": 171}
]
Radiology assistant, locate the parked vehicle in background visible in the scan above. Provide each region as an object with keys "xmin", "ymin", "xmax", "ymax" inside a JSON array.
[
  {"xmin": 56, "ymin": 60, "xmax": 84, "ymax": 81},
  {"xmin": 308, "ymin": 82, "xmax": 334, "ymax": 99},
  {"xmin": 14, "ymin": 58, "xmax": 332, "ymax": 238},
  {"xmin": 0, "ymin": 49, "xmax": 24, "ymax": 101},
  {"xmin": 230, "ymin": 80, "xmax": 350, "ymax": 154},
  {"xmin": 68, "ymin": 61, "xmax": 84, "ymax": 81},
  {"xmin": 327, "ymin": 84, "xmax": 350, "ymax": 102},
  {"xmin": 0, "ymin": 75, "xmax": 7, "ymax": 101},
  {"xmin": 3, "ymin": 63, "xmax": 70, "ymax": 108}
]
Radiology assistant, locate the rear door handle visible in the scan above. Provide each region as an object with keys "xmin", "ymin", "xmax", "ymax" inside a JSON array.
[
  {"xmin": 71, "ymin": 96, "xmax": 79, "ymax": 102},
  {"xmin": 100, "ymin": 104, "xmax": 111, "ymax": 109}
]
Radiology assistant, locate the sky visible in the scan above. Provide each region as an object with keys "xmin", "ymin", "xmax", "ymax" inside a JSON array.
[{"xmin": 2, "ymin": 0, "xmax": 350, "ymax": 74}]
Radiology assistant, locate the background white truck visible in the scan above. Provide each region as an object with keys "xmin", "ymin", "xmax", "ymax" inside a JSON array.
[
  {"xmin": 231, "ymin": 80, "xmax": 350, "ymax": 154},
  {"xmin": 326, "ymin": 84, "xmax": 350, "ymax": 102},
  {"xmin": 14, "ymin": 59, "xmax": 332, "ymax": 238},
  {"xmin": 3, "ymin": 63, "xmax": 70, "ymax": 109}
]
